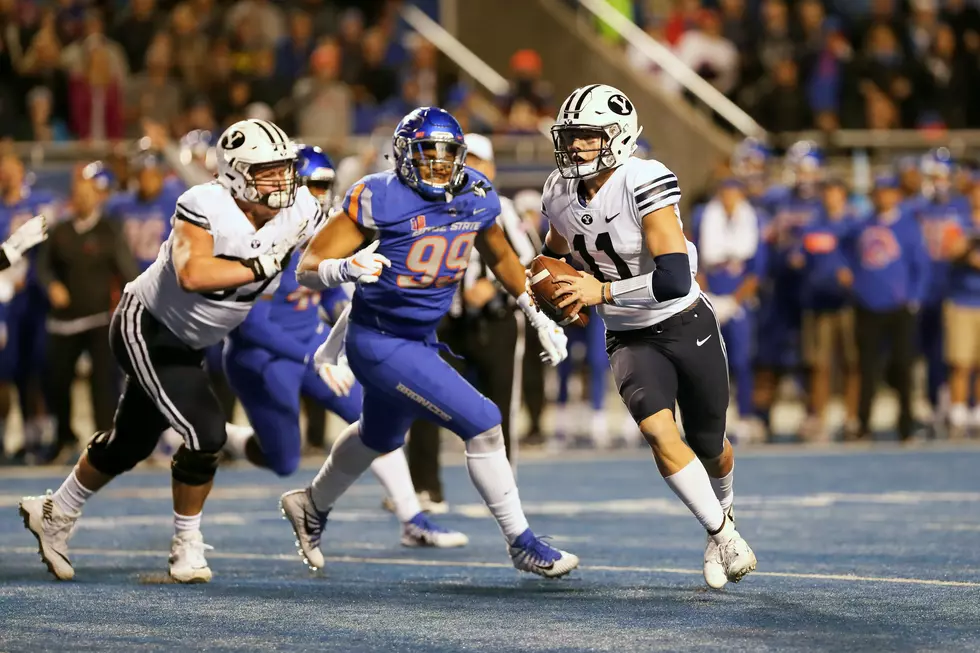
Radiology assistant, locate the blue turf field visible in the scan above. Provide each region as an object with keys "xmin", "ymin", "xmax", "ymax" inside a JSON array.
[{"xmin": 2, "ymin": 445, "xmax": 979, "ymax": 652}]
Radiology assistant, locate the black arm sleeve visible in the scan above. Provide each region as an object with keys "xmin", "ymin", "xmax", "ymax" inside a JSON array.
[
  {"xmin": 649, "ymin": 252, "xmax": 692, "ymax": 301},
  {"xmin": 541, "ymin": 243, "xmax": 572, "ymax": 263}
]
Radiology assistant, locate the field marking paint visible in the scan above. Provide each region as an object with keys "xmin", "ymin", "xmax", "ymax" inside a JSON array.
[{"xmin": 2, "ymin": 546, "xmax": 977, "ymax": 588}]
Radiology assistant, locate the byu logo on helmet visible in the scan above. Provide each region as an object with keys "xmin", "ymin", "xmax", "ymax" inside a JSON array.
[
  {"xmin": 607, "ymin": 94, "xmax": 633, "ymax": 116},
  {"xmin": 215, "ymin": 118, "xmax": 298, "ymax": 210},
  {"xmin": 222, "ymin": 130, "xmax": 246, "ymax": 150},
  {"xmin": 552, "ymin": 84, "xmax": 643, "ymax": 179}
]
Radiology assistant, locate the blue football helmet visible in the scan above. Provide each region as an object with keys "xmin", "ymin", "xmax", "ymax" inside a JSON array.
[
  {"xmin": 80, "ymin": 160, "xmax": 116, "ymax": 192},
  {"xmin": 392, "ymin": 107, "xmax": 468, "ymax": 199},
  {"xmin": 785, "ymin": 140, "xmax": 824, "ymax": 193},
  {"xmin": 731, "ymin": 137, "xmax": 770, "ymax": 178},
  {"xmin": 295, "ymin": 144, "xmax": 336, "ymax": 211}
]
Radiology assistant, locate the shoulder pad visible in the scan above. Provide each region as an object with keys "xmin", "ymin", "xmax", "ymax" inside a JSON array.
[{"xmin": 628, "ymin": 158, "xmax": 680, "ymax": 216}]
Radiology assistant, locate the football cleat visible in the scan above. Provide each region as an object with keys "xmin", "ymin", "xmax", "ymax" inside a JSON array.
[
  {"xmin": 401, "ymin": 512, "xmax": 469, "ymax": 548},
  {"xmin": 711, "ymin": 510, "xmax": 757, "ymax": 584},
  {"xmin": 168, "ymin": 530, "xmax": 213, "ymax": 584},
  {"xmin": 508, "ymin": 528, "xmax": 579, "ymax": 578},
  {"xmin": 280, "ymin": 488, "xmax": 328, "ymax": 570},
  {"xmin": 19, "ymin": 491, "xmax": 78, "ymax": 581}
]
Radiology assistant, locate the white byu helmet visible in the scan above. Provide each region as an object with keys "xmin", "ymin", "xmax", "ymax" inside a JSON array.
[
  {"xmin": 216, "ymin": 118, "xmax": 298, "ymax": 209},
  {"xmin": 551, "ymin": 84, "xmax": 643, "ymax": 179}
]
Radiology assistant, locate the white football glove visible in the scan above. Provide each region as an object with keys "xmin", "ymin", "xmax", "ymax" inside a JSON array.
[
  {"xmin": 340, "ymin": 240, "xmax": 390, "ymax": 285},
  {"xmin": 318, "ymin": 354, "xmax": 356, "ymax": 397},
  {"xmin": 2, "ymin": 215, "xmax": 47, "ymax": 266},
  {"xmin": 244, "ymin": 218, "xmax": 310, "ymax": 281},
  {"xmin": 517, "ymin": 292, "xmax": 568, "ymax": 367}
]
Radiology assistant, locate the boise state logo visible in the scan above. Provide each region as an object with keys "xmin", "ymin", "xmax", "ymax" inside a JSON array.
[{"xmin": 859, "ymin": 226, "xmax": 900, "ymax": 269}]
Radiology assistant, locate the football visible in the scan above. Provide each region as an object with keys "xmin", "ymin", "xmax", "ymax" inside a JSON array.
[{"xmin": 528, "ymin": 255, "xmax": 590, "ymax": 328}]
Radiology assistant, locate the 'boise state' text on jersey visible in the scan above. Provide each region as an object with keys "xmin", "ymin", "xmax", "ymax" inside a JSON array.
[
  {"xmin": 343, "ymin": 168, "xmax": 500, "ymax": 339},
  {"xmin": 541, "ymin": 156, "xmax": 700, "ymax": 331}
]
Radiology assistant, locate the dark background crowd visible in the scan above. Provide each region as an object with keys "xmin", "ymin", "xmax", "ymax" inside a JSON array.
[{"xmin": 1, "ymin": 0, "xmax": 979, "ymax": 466}]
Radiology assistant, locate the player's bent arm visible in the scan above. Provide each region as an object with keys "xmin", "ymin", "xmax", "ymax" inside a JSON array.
[
  {"xmin": 475, "ymin": 223, "xmax": 529, "ymax": 299},
  {"xmin": 296, "ymin": 210, "xmax": 371, "ymax": 290},
  {"xmin": 172, "ymin": 220, "xmax": 257, "ymax": 293},
  {"xmin": 542, "ymin": 226, "xmax": 572, "ymax": 261},
  {"xmin": 604, "ymin": 206, "xmax": 691, "ymax": 308}
]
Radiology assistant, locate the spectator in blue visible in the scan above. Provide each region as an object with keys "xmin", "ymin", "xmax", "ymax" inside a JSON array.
[{"xmin": 850, "ymin": 172, "xmax": 930, "ymax": 441}]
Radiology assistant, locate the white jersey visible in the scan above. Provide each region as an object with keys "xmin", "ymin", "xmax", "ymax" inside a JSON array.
[
  {"xmin": 127, "ymin": 182, "xmax": 322, "ymax": 349},
  {"xmin": 542, "ymin": 156, "xmax": 700, "ymax": 331}
]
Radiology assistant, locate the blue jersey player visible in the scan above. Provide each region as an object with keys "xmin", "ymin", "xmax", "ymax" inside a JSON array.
[
  {"xmin": 106, "ymin": 150, "xmax": 184, "ymax": 271},
  {"xmin": 279, "ymin": 108, "xmax": 578, "ymax": 578},
  {"xmin": 223, "ymin": 145, "xmax": 467, "ymax": 548}
]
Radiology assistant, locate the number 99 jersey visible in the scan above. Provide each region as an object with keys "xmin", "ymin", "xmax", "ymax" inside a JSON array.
[
  {"xmin": 343, "ymin": 168, "xmax": 500, "ymax": 339},
  {"xmin": 542, "ymin": 156, "xmax": 701, "ymax": 331}
]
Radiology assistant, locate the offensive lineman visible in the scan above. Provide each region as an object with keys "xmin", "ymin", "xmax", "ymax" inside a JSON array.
[
  {"xmin": 541, "ymin": 85, "xmax": 756, "ymax": 588},
  {"xmin": 19, "ymin": 118, "xmax": 318, "ymax": 583}
]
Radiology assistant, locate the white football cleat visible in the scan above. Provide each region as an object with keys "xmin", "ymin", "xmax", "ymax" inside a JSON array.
[
  {"xmin": 168, "ymin": 530, "xmax": 213, "ymax": 583},
  {"xmin": 703, "ymin": 535, "xmax": 727, "ymax": 589},
  {"xmin": 280, "ymin": 488, "xmax": 328, "ymax": 570},
  {"xmin": 711, "ymin": 514, "xmax": 757, "ymax": 584},
  {"xmin": 19, "ymin": 492, "xmax": 78, "ymax": 581}
]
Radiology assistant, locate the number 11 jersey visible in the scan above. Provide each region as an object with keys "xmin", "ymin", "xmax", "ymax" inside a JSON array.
[
  {"xmin": 541, "ymin": 156, "xmax": 701, "ymax": 331},
  {"xmin": 343, "ymin": 168, "xmax": 500, "ymax": 339}
]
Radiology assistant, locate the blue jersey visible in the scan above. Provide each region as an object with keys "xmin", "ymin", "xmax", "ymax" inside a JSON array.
[
  {"xmin": 798, "ymin": 211, "xmax": 858, "ymax": 311},
  {"xmin": 849, "ymin": 209, "xmax": 930, "ymax": 312},
  {"xmin": 911, "ymin": 193, "xmax": 969, "ymax": 306},
  {"xmin": 948, "ymin": 219, "xmax": 980, "ymax": 308},
  {"xmin": 230, "ymin": 254, "xmax": 350, "ymax": 363},
  {"xmin": 106, "ymin": 185, "xmax": 183, "ymax": 270},
  {"xmin": 343, "ymin": 168, "xmax": 500, "ymax": 339}
]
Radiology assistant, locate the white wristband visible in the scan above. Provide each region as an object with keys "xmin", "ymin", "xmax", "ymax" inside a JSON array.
[
  {"xmin": 516, "ymin": 292, "xmax": 550, "ymax": 329},
  {"xmin": 314, "ymin": 258, "xmax": 349, "ymax": 289},
  {"xmin": 610, "ymin": 273, "xmax": 657, "ymax": 308}
]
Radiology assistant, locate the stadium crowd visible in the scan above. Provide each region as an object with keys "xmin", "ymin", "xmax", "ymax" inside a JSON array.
[{"xmin": 1, "ymin": 0, "xmax": 979, "ymax": 467}]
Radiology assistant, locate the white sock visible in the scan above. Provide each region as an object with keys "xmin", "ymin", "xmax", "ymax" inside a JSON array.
[
  {"xmin": 465, "ymin": 426, "xmax": 529, "ymax": 542},
  {"xmin": 950, "ymin": 403, "xmax": 969, "ymax": 428},
  {"xmin": 174, "ymin": 511, "xmax": 202, "ymax": 535},
  {"xmin": 51, "ymin": 470, "xmax": 94, "ymax": 516},
  {"xmin": 223, "ymin": 422, "xmax": 253, "ymax": 459},
  {"xmin": 709, "ymin": 463, "xmax": 735, "ymax": 515},
  {"xmin": 369, "ymin": 447, "xmax": 422, "ymax": 523},
  {"xmin": 309, "ymin": 422, "xmax": 380, "ymax": 513},
  {"xmin": 664, "ymin": 458, "xmax": 725, "ymax": 533}
]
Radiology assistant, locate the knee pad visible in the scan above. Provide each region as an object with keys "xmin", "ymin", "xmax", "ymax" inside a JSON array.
[
  {"xmin": 86, "ymin": 430, "xmax": 158, "ymax": 477},
  {"xmin": 464, "ymin": 425, "xmax": 504, "ymax": 455},
  {"xmin": 171, "ymin": 444, "xmax": 220, "ymax": 486}
]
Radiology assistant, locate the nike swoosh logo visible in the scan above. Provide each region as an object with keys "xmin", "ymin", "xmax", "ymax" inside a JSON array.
[
  {"xmin": 605, "ymin": 213, "xmax": 620, "ymax": 223},
  {"xmin": 697, "ymin": 335, "xmax": 712, "ymax": 347},
  {"xmin": 473, "ymin": 208, "xmax": 488, "ymax": 215}
]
